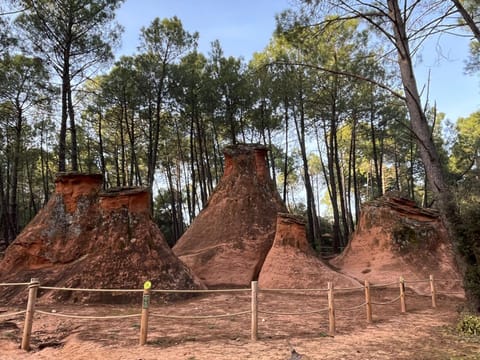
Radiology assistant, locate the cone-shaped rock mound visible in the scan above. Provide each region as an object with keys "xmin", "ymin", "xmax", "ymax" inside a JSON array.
[
  {"xmin": 0, "ymin": 173, "xmax": 204, "ymax": 303},
  {"xmin": 330, "ymin": 193, "xmax": 463, "ymax": 295},
  {"xmin": 173, "ymin": 144, "xmax": 287, "ymax": 287},
  {"xmin": 258, "ymin": 213, "xmax": 360, "ymax": 289}
]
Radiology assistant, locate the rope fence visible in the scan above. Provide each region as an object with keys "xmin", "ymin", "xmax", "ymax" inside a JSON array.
[
  {"xmin": 0, "ymin": 310, "xmax": 26, "ymax": 318},
  {"xmin": 149, "ymin": 310, "xmax": 250, "ymax": 319},
  {"xmin": 257, "ymin": 308, "xmax": 329, "ymax": 316},
  {"xmin": 0, "ymin": 282, "xmax": 30, "ymax": 287},
  {"xmin": 370, "ymin": 281, "xmax": 399, "ymax": 288},
  {"xmin": 39, "ymin": 286, "xmax": 144, "ymax": 293},
  {"xmin": 151, "ymin": 288, "xmax": 250, "ymax": 293},
  {"xmin": 0, "ymin": 274, "xmax": 465, "ymax": 351},
  {"xmin": 371, "ymin": 295, "xmax": 402, "ymax": 305},
  {"xmin": 336, "ymin": 302, "xmax": 368, "ymax": 311},
  {"xmin": 35, "ymin": 310, "xmax": 142, "ymax": 320}
]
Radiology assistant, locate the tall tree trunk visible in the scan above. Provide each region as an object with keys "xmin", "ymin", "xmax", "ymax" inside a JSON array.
[
  {"xmin": 59, "ymin": 67, "xmax": 68, "ymax": 172},
  {"xmin": 350, "ymin": 115, "xmax": 360, "ymax": 227},
  {"xmin": 267, "ymin": 126, "xmax": 277, "ymax": 187},
  {"xmin": 97, "ymin": 112, "xmax": 107, "ymax": 189},
  {"xmin": 147, "ymin": 65, "xmax": 167, "ymax": 198},
  {"xmin": 388, "ymin": 0, "xmax": 459, "ymax": 225},
  {"xmin": 25, "ymin": 154, "xmax": 38, "ymax": 218},
  {"xmin": 333, "ymin": 118, "xmax": 349, "ymax": 245},
  {"xmin": 118, "ymin": 110, "xmax": 126, "ymax": 186},
  {"xmin": 126, "ymin": 108, "xmax": 142, "ymax": 186},
  {"xmin": 8, "ymin": 104, "xmax": 22, "ymax": 242},
  {"xmin": 369, "ymin": 94, "xmax": 382, "ymax": 198},
  {"xmin": 39, "ymin": 120, "xmax": 50, "ymax": 204},
  {"xmin": 188, "ymin": 112, "xmax": 197, "ymax": 221},
  {"xmin": 326, "ymin": 114, "xmax": 341, "ymax": 253},
  {"xmin": 211, "ymin": 112, "xmax": 222, "ymax": 184},
  {"xmin": 293, "ymin": 95, "xmax": 320, "ymax": 250},
  {"xmin": 282, "ymin": 99, "xmax": 289, "ymax": 203},
  {"xmin": 0, "ymin": 163, "xmax": 8, "ymax": 248},
  {"xmin": 452, "ymin": 0, "xmax": 480, "ymax": 42},
  {"xmin": 67, "ymin": 79, "xmax": 78, "ymax": 171},
  {"xmin": 408, "ymin": 141, "xmax": 414, "ymax": 199},
  {"xmin": 194, "ymin": 113, "xmax": 208, "ymax": 207},
  {"xmin": 393, "ymin": 140, "xmax": 400, "ymax": 191},
  {"xmin": 227, "ymin": 102, "xmax": 237, "ymax": 145},
  {"xmin": 114, "ymin": 142, "xmax": 121, "ymax": 187}
]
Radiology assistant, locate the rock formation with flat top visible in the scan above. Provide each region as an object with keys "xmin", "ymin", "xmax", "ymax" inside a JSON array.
[
  {"xmin": 258, "ymin": 213, "xmax": 360, "ymax": 289},
  {"xmin": 330, "ymin": 193, "xmax": 463, "ymax": 295},
  {"xmin": 173, "ymin": 144, "xmax": 287, "ymax": 287},
  {"xmin": 0, "ymin": 173, "xmax": 204, "ymax": 303}
]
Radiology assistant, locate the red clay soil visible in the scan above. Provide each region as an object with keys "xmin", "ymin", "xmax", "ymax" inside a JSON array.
[
  {"xmin": 0, "ymin": 173, "xmax": 204, "ymax": 304},
  {"xmin": 258, "ymin": 213, "xmax": 360, "ymax": 289},
  {"xmin": 330, "ymin": 193, "xmax": 464, "ymax": 295},
  {"xmin": 173, "ymin": 144, "xmax": 287, "ymax": 287}
]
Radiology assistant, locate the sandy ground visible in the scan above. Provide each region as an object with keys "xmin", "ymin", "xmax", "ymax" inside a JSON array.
[{"xmin": 1, "ymin": 288, "xmax": 479, "ymax": 359}]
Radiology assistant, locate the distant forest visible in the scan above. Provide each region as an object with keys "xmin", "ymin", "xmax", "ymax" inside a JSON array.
[{"xmin": 1, "ymin": 1, "xmax": 479, "ymax": 300}]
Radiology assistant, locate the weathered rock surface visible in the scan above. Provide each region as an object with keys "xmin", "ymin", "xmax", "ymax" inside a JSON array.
[
  {"xmin": 0, "ymin": 173, "xmax": 204, "ymax": 303},
  {"xmin": 258, "ymin": 213, "xmax": 360, "ymax": 289},
  {"xmin": 173, "ymin": 144, "xmax": 287, "ymax": 287},
  {"xmin": 330, "ymin": 193, "xmax": 463, "ymax": 295}
]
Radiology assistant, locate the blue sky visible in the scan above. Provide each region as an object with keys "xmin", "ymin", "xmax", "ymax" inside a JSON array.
[
  {"xmin": 116, "ymin": 0, "xmax": 480, "ymax": 122},
  {"xmin": 116, "ymin": 0, "xmax": 289, "ymax": 59}
]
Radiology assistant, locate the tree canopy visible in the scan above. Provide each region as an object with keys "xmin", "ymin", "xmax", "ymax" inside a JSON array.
[{"xmin": 1, "ymin": 0, "xmax": 479, "ymax": 306}]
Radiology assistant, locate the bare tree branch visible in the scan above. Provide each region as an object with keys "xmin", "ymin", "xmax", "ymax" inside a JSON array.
[
  {"xmin": 451, "ymin": 0, "xmax": 480, "ymax": 43},
  {"xmin": 271, "ymin": 60, "xmax": 406, "ymax": 101}
]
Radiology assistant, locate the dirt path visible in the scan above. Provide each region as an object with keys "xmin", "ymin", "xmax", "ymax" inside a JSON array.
[{"xmin": 1, "ymin": 292, "xmax": 479, "ymax": 359}]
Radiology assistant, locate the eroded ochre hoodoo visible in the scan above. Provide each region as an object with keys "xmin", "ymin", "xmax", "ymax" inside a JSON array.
[
  {"xmin": 330, "ymin": 193, "xmax": 464, "ymax": 294},
  {"xmin": 258, "ymin": 213, "xmax": 360, "ymax": 289},
  {"xmin": 173, "ymin": 144, "xmax": 287, "ymax": 287},
  {"xmin": 0, "ymin": 173, "xmax": 204, "ymax": 303}
]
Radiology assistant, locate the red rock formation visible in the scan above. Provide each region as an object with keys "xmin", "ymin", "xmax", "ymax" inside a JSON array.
[
  {"xmin": 258, "ymin": 213, "xmax": 360, "ymax": 289},
  {"xmin": 0, "ymin": 173, "xmax": 204, "ymax": 303},
  {"xmin": 0, "ymin": 173, "xmax": 103, "ymax": 272},
  {"xmin": 330, "ymin": 193, "xmax": 463, "ymax": 295},
  {"xmin": 99, "ymin": 186, "xmax": 150, "ymax": 213},
  {"xmin": 173, "ymin": 144, "xmax": 287, "ymax": 287}
]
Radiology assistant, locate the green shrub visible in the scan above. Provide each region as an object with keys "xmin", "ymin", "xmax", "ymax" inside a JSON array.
[
  {"xmin": 465, "ymin": 265, "xmax": 480, "ymax": 302},
  {"xmin": 457, "ymin": 314, "xmax": 480, "ymax": 336}
]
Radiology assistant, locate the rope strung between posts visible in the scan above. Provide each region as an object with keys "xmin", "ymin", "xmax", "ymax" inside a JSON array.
[
  {"xmin": 371, "ymin": 295, "xmax": 401, "ymax": 305},
  {"xmin": 333, "ymin": 286, "xmax": 365, "ymax": 292},
  {"xmin": 149, "ymin": 310, "xmax": 250, "ymax": 319},
  {"xmin": 370, "ymin": 281, "xmax": 398, "ymax": 288},
  {"xmin": 0, "ymin": 310, "xmax": 26, "ymax": 318},
  {"xmin": 35, "ymin": 310, "xmax": 141, "ymax": 320},
  {"xmin": 1, "ymin": 278, "xmax": 463, "ymax": 293},
  {"xmin": 0, "ymin": 282, "xmax": 30, "ymax": 287},
  {"xmin": 407, "ymin": 293, "xmax": 431, "ymax": 298},
  {"xmin": 336, "ymin": 302, "xmax": 368, "ymax": 311},
  {"xmin": 405, "ymin": 279, "xmax": 430, "ymax": 284},
  {"xmin": 259, "ymin": 288, "xmax": 329, "ymax": 293},
  {"xmin": 151, "ymin": 288, "xmax": 250, "ymax": 294},
  {"xmin": 257, "ymin": 307, "xmax": 329, "ymax": 316},
  {"xmin": 39, "ymin": 286, "xmax": 144, "ymax": 293}
]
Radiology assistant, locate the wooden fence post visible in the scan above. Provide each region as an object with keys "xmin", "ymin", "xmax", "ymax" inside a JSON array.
[
  {"xmin": 399, "ymin": 277, "xmax": 406, "ymax": 313},
  {"xmin": 430, "ymin": 274, "xmax": 437, "ymax": 308},
  {"xmin": 364, "ymin": 280, "xmax": 372, "ymax": 323},
  {"xmin": 251, "ymin": 281, "xmax": 258, "ymax": 341},
  {"xmin": 328, "ymin": 282, "xmax": 335, "ymax": 336},
  {"xmin": 139, "ymin": 281, "xmax": 151, "ymax": 346},
  {"xmin": 21, "ymin": 278, "xmax": 40, "ymax": 351}
]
